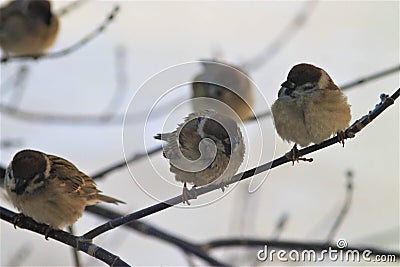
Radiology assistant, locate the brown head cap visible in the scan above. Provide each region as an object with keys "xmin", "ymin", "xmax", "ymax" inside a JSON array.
[{"xmin": 12, "ymin": 149, "xmax": 47, "ymax": 181}]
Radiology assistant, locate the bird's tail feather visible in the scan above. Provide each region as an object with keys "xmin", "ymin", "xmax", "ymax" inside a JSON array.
[{"xmin": 96, "ymin": 194, "xmax": 126, "ymax": 205}]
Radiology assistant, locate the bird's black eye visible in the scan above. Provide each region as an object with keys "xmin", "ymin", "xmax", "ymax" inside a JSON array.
[
  {"xmin": 278, "ymin": 87, "xmax": 294, "ymax": 97},
  {"xmin": 281, "ymin": 80, "xmax": 296, "ymax": 89}
]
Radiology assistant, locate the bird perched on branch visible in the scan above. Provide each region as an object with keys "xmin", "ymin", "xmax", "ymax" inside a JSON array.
[
  {"xmin": 155, "ymin": 110, "xmax": 245, "ymax": 204},
  {"xmin": 271, "ymin": 63, "xmax": 351, "ymax": 163},
  {"xmin": 192, "ymin": 60, "xmax": 255, "ymax": 122},
  {"xmin": 0, "ymin": 0, "xmax": 59, "ymax": 58},
  {"xmin": 4, "ymin": 149, "xmax": 124, "ymax": 238}
]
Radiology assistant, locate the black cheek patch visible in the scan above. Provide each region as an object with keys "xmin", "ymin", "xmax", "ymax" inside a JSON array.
[
  {"xmin": 33, "ymin": 173, "xmax": 46, "ymax": 184},
  {"xmin": 14, "ymin": 180, "xmax": 29, "ymax": 195}
]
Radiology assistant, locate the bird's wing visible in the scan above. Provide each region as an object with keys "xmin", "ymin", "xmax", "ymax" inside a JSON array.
[{"xmin": 47, "ymin": 154, "xmax": 100, "ymax": 197}]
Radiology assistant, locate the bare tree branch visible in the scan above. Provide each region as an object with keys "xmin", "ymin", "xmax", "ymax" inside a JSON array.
[
  {"xmin": 1, "ymin": 5, "xmax": 120, "ymax": 63},
  {"xmin": 271, "ymin": 213, "xmax": 289, "ymax": 240},
  {"xmin": 55, "ymin": 0, "xmax": 89, "ymax": 17},
  {"xmin": 199, "ymin": 238, "xmax": 400, "ymax": 259},
  {"xmin": 102, "ymin": 46, "xmax": 129, "ymax": 118},
  {"xmin": 341, "ymin": 65, "xmax": 400, "ymax": 90},
  {"xmin": 81, "ymin": 88, "xmax": 400, "ymax": 240},
  {"xmin": 241, "ymin": 1, "xmax": 318, "ymax": 71},
  {"xmin": 87, "ymin": 65, "xmax": 400, "ymax": 179},
  {"xmin": 68, "ymin": 225, "xmax": 83, "ymax": 267},
  {"xmin": 326, "ymin": 170, "xmax": 354, "ymax": 242},
  {"xmin": 0, "ymin": 138, "xmax": 23, "ymax": 149},
  {"xmin": 0, "ymin": 65, "xmax": 30, "ymax": 99},
  {"xmin": 86, "ymin": 206, "xmax": 229, "ymax": 266},
  {"xmin": 91, "ymin": 146, "xmax": 162, "ymax": 180},
  {"xmin": 0, "ymin": 207, "xmax": 129, "ymax": 266},
  {"xmin": 1, "ymin": 63, "xmax": 397, "ymax": 124}
]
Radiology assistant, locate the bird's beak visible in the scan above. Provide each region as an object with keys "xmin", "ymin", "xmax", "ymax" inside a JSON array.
[
  {"xmin": 281, "ymin": 80, "xmax": 296, "ymax": 89},
  {"xmin": 278, "ymin": 80, "xmax": 296, "ymax": 97}
]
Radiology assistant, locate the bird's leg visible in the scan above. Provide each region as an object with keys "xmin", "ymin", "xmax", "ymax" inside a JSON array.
[
  {"xmin": 44, "ymin": 226, "xmax": 54, "ymax": 240},
  {"xmin": 13, "ymin": 213, "xmax": 53, "ymax": 240},
  {"xmin": 182, "ymin": 182, "xmax": 197, "ymax": 205},
  {"xmin": 219, "ymin": 183, "xmax": 229, "ymax": 192},
  {"xmin": 285, "ymin": 144, "xmax": 313, "ymax": 165},
  {"xmin": 337, "ymin": 131, "xmax": 346, "ymax": 147},
  {"xmin": 12, "ymin": 213, "xmax": 25, "ymax": 229}
]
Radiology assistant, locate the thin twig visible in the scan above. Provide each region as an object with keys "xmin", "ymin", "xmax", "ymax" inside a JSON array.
[
  {"xmin": 0, "ymin": 207, "xmax": 129, "ymax": 266},
  {"xmin": 68, "ymin": 225, "xmax": 82, "ymax": 267},
  {"xmin": 0, "ymin": 65, "xmax": 30, "ymax": 97},
  {"xmin": 241, "ymin": 1, "xmax": 318, "ymax": 71},
  {"xmin": 102, "ymin": 46, "xmax": 129, "ymax": 117},
  {"xmin": 271, "ymin": 213, "xmax": 289, "ymax": 240},
  {"xmin": 0, "ymin": 64, "xmax": 397, "ymax": 124},
  {"xmin": 341, "ymin": 65, "xmax": 400, "ymax": 90},
  {"xmin": 1, "ymin": 5, "xmax": 120, "ymax": 63},
  {"xmin": 199, "ymin": 238, "xmax": 400, "ymax": 259},
  {"xmin": 55, "ymin": 0, "xmax": 89, "ymax": 17},
  {"xmin": 91, "ymin": 146, "xmax": 162, "ymax": 180},
  {"xmin": 182, "ymin": 250, "xmax": 197, "ymax": 267},
  {"xmin": 0, "ymin": 138, "xmax": 23, "ymax": 149},
  {"xmin": 85, "ymin": 206, "xmax": 229, "ymax": 266},
  {"xmin": 326, "ymin": 170, "xmax": 354, "ymax": 242},
  {"xmin": 81, "ymin": 88, "xmax": 400, "ymax": 240},
  {"xmin": 0, "ymin": 104, "xmax": 122, "ymax": 124},
  {"xmin": 8, "ymin": 66, "xmax": 30, "ymax": 107}
]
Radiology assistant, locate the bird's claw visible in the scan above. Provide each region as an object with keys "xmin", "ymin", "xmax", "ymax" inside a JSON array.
[
  {"xmin": 44, "ymin": 226, "xmax": 53, "ymax": 240},
  {"xmin": 219, "ymin": 183, "xmax": 229, "ymax": 192},
  {"xmin": 285, "ymin": 144, "xmax": 313, "ymax": 165},
  {"xmin": 337, "ymin": 131, "xmax": 346, "ymax": 147},
  {"xmin": 13, "ymin": 213, "xmax": 24, "ymax": 229},
  {"xmin": 182, "ymin": 184, "xmax": 197, "ymax": 205}
]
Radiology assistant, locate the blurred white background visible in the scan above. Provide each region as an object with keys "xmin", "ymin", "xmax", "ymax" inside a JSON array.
[{"xmin": 0, "ymin": 0, "xmax": 399, "ymax": 265}]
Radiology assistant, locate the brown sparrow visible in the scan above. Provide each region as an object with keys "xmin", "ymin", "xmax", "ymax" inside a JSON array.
[
  {"xmin": 0, "ymin": 0, "xmax": 59, "ymax": 57},
  {"xmin": 271, "ymin": 63, "xmax": 351, "ymax": 162},
  {"xmin": 192, "ymin": 60, "xmax": 255, "ymax": 121},
  {"xmin": 155, "ymin": 110, "xmax": 245, "ymax": 204},
  {"xmin": 4, "ymin": 149, "xmax": 124, "ymax": 234}
]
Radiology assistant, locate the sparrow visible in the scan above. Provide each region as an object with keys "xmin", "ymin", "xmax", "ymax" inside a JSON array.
[
  {"xmin": 154, "ymin": 110, "xmax": 245, "ymax": 204},
  {"xmin": 192, "ymin": 60, "xmax": 255, "ymax": 122},
  {"xmin": 4, "ymin": 149, "xmax": 124, "ymax": 237},
  {"xmin": 0, "ymin": 0, "xmax": 59, "ymax": 58},
  {"xmin": 271, "ymin": 63, "xmax": 351, "ymax": 162}
]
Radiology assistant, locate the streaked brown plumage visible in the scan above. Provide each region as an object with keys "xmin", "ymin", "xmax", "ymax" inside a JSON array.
[
  {"xmin": 4, "ymin": 149, "xmax": 124, "ymax": 230},
  {"xmin": 155, "ymin": 110, "xmax": 245, "ymax": 204},
  {"xmin": 0, "ymin": 0, "xmax": 59, "ymax": 56},
  {"xmin": 192, "ymin": 60, "xmax": 254, "ymax": 121}
]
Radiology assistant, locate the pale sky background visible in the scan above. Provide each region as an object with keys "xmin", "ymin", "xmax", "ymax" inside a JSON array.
[{"xmin": 0, "ymin": 0, "xmax": 399, "ymax": 265}]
